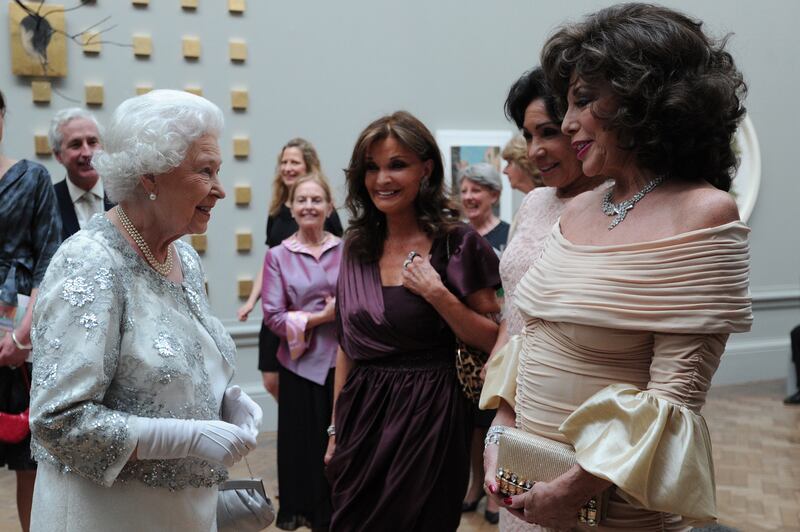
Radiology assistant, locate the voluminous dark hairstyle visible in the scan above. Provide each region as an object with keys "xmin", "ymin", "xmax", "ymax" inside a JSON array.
[
  {"xmin": 541, "ymin": 2, "xmax": 746, "ymax": 191},
  {"xmin": 504, "ymin": 67, "xmax": 560, "ymax": 128},
  {"xmin": 0, "ymin": 89, "xmax": 6, "ymax": 116},
  {"xmin": 344, "ymin": 110, "xmax": 460, "ymax": 262}
]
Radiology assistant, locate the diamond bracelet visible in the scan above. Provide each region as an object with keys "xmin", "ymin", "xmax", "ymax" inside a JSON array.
[{"xmin": 484, "ymin": 425, "xmax": 506, "ymax": 448}]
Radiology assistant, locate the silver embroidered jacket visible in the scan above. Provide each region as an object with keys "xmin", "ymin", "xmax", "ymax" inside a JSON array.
[{"xmin": 30, "ymin": 215, "xmax": 236, "ymax": 490}]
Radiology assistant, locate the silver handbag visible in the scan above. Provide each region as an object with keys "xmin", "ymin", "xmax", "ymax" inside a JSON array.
[{"xmin": 217, "ymin": 469, "xmax": 275, "ymax": 532}]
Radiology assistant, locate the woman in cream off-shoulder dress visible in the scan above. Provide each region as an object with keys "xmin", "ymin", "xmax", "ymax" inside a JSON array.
[{"xmin": 481, "ymin": 4, "xmax": 752, "ymax": 531}]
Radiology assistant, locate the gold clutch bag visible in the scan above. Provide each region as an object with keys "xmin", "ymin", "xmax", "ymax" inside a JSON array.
[{"xmin": 495, "ymin": 427, "xmax": 608, "ymax": 527}]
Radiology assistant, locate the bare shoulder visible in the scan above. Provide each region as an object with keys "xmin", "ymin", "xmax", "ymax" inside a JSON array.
[
  {"xmin": 560, "ymin": 186, "xmax": 606, "ymax": 225},
  {"xmin": 678, "ymin": 183, "xmax": 740, "ymax": 231}
]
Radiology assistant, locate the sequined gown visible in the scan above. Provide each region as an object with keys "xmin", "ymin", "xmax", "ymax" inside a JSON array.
[
  {"xmin": 482, "ymin": 222, "xmax": 752, "ymax": 531},
  {"xmin": 29, "ymin": 215, "xmax": 236, "ymax": 532}
]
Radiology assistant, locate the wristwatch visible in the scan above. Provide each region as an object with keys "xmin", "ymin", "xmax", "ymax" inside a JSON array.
[{"xmin": 326, "ymin": 424, "xmax": 336, "ymax": 437}]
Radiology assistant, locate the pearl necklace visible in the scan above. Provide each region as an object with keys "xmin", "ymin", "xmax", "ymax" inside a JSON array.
[
  {"xmin": 601, "ymin": 176, "xmax": 664, "ymax": 230},
  {"xmin": 117, "ymin": 206, "xmax": 174, "ymax": 276}
]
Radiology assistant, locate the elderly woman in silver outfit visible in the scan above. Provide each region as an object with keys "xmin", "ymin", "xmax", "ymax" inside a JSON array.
[{"xmin": 29, "ymin": 90, "xmax": 262, "ymax": 532}]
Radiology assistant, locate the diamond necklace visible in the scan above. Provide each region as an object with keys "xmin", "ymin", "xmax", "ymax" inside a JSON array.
[
  {"xmin": 601, "ymin": 176, "xmax": 664, "ymax": 230},
  {"xmin": 116, "ymin": 206, "xmax": 174, "ymax": 276}
]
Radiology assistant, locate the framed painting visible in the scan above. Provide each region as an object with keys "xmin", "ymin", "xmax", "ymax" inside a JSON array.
[
  {"xmin": 731, "ymin": 115, "xmax": 760, "ymax": 222},
  {"xmin": 9, "ymin": 1, "xmax": 67, "ymax": 77},
  {"xmin": 436, "ymin": 129, "xmax": 514, "ymax": 221}
]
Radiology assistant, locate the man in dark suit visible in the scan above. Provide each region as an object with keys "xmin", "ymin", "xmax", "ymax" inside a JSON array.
[{"xmin": 49, "ymin": 108, "xmax": 113, "ymax": 240}]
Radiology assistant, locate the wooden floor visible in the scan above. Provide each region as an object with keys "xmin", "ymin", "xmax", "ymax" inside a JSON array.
[{"xmin": 0, "ymin": 380, "xmax": 797, "ymax": 531}]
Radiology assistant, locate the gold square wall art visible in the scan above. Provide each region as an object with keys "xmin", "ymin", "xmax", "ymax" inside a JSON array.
[
  {"xmin": 237, "ymin": 278, "xmax": 253, "ymax": 299},
  {"xmin": 132, "ymin": 34, "xmax": 152, "ymax": 57},
  {"xmin": 181, "ymin": 0, "xmax": 198, "ymax": 9},
  {"xmin": 135, "ymin": 84, "xmax": 153, "ymax": 95},
  {"xmin": 229, "ymin": 39, "xmax": 246, "ymax": 62},
  {"xmin": 34, "ymin": 134, "xmax": 50, "ymax": 155},
  {"xmin": 235, "ymin": 231, "xmax": 252, "ymax": 252},
  {"xmin": 228, "ymin": 0, "xmax": 245, "ymax": 14},
  {"xmin": 182, "ymin": 36, "xmax": 201, "ymax": 59},
  {"xmin": 234, "ymin": 185, "xmax": 251, "ymax": 205},
  {"xmin": 31, "ymin": 80, "xmax": 51, "ymax": 103},
  {"xmin": 233, "ymin": 136, "xmax": 250, "ymax": 158},
  {"xmin": 231, "ymin": 89, "xmax": 248, "ymax": 111},
  {"xmin": 82, "ymin": 31, "xmax": 101, "ymax": 54},
  {"xmin": 190, "ymin": 234, "xmax": 207, "ymax": 253},
  {"xmin": 9, "ymin": 1, "xmax": 68, "ymax": 77},
  {"xmin": 185, "ymin": 86, "xmax": 203, "ymax": 96},
  {"xmin": 131, "ymin": 0, "xmax": 148, "ymax": 6},
  {"xmin": 85, "ymin": 83, "xmax": 104, "ymax": 106}
]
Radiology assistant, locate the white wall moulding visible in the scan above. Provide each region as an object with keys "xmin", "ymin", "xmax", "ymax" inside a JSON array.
[{"xmin": 751, "ymin": 288, "xmax": 800, "ymax": 311}]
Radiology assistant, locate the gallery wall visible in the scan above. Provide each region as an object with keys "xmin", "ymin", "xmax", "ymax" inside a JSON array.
[{"xmin": 2, "ymin": 0, "xmax": 798, "ymax": 428}]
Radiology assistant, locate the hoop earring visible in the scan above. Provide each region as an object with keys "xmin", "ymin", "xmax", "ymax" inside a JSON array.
[{"xmin": 149, "ymin": 193, "xmax": 157, "ymax": 201}]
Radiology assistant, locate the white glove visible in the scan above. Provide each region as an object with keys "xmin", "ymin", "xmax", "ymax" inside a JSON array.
[
  {"xmin": 221, "ymin": 386, "xmax": 263, "ymax": 440},
  {"xmin": 133, "ymin": 417, "xmax": 256, "ymax": 467}
]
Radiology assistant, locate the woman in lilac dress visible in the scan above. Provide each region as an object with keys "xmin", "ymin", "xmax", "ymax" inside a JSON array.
[
  {"xmin": 262, "ymin": 174, "xmax": 343, "ymax": 531},
  {"xmin": 325, "ymin": 111, "xmax": 501, "ymax": 531}
]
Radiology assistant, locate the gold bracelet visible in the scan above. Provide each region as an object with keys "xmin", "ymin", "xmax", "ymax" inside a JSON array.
[{"xmin": 11, "ymin": 331, "xmax": 32, "ymax": 350}]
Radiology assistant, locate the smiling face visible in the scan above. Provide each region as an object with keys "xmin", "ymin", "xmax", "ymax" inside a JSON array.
[
  {"xmin": 364, "ymin": 135, "xmax": 433, "ymax": 218},
  {"xmin": 522, "ymin": 98, "xmax": 584, "ymax": 190},
  {"xmin": 561, "ymin": 75, "xmax": 636, "ymax": 179},
  {"xmin": 460, "ymin": 178, "xmax": 498, "ymax": 224},
  {"xmin": 291, "ymin": 180, "xmax": 330, "ymax": 232},
  {"xmin": 154, "ymin": 134, "xmax": 225, "ymax": 236},
  {"xmin": 55, "ymin": 117, "xmax": 102, "ymax": 190},
  {"xmin": 279, "ymin": 146, "xmax": 308, "ymax": 187}
]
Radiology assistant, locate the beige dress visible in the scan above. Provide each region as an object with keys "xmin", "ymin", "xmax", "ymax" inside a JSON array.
[{"xmin": 481, "ymin": 221, "xmax": 752, "ymax": 531}]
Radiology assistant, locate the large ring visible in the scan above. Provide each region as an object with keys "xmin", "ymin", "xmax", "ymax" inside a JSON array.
[{"xmin": 403, "ymin": 251, "xmax": 420, "ymax": 270}]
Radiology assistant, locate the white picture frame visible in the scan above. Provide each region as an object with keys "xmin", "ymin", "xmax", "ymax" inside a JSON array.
[
  {"xmin": 436, "ymin": 129, "xmax": 514, "ymax": 222},
  {"xmin": 731, "ymin": 114, "xmax": 761, "ymax": 223}
]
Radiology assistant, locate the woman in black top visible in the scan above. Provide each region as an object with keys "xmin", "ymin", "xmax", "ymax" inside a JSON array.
[{"xmin": 237, "ymin": 138, "xmax": 342, "ymax": 400}]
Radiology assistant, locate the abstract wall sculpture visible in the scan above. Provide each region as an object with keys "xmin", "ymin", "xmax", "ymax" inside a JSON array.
[
  {"xmin": 9, "ymin": 1, "xmax": 68, "ymax": 77},
  {"xmin": 34, "ymin": 134, "xmax": 50, "ymax": 155},
  {"xmin": 229, "ymin": 39, "xmax": 246, "ymax": 62},
  {"xmin": 234, "ymin": 185, "xmax": 252, "ymax": 206},
  {"xmin": 132, "ymin": 34, "xmax": 152, "ymax": 57},
  {"xmin": 85, "ymin": 83, "xmax": 104, "ymax": 106},
  {"xmin": 236, "ymin": 231, "xmax": 253, "ymax": 252},
  {"xmin": 237, "ymin": 278, "xmax": 253, "ymax": 299},
  {"xmin": 182, "ymin": 35, "xmax": 201, "ymax": 59},
  {"xmin": 231, "ymin": 88, "xmax": 248, "ymax": 110},
  {"xmin": 190, "ymin": 234, "xmax": 208, "ymax": 253},
  {"xmin": 233, "ymin": 136, "xmax": 250, "ymax": 158},
  {"xmin": 228, "ymin": 0, "xmax": 245, "ymax": 14},
  {"xmin": 135, "ymin": 84, "xmax": 153, "ymax": 95},
  {"xmin": 31, "ymin": 80, "xmax": 51, "ymax": 103},
  {"xmin": 82, "ymin": 31, "xmax": 101, "ymax": 54},
  {"xmin": 181, "ymin": 0, "xmax": 198, "ymax": 9}
]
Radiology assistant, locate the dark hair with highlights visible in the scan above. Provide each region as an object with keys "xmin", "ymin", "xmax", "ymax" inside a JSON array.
[
  {"xmin": 504, "ymin": 67, "xmax": 560, "ymax": 129},
  {"xmin": 344, "ymin": 111, "xmax": 460, "ymax": 262},
  {"xmin": 541, "ymin": 3, "xmax": 746, "ymax": 191}
]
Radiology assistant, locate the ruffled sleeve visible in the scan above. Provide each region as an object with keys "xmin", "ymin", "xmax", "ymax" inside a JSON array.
[
  {"xmin": 560, "ymin": 332, "xmax": 731, "ymax": 522},
  {"xmin": 479, "ymin": 334, "xmax": 523, "ymax": 410},
  {"xmin": 443, "ymin": 224, "xmax": 501, "ymax": 299}
]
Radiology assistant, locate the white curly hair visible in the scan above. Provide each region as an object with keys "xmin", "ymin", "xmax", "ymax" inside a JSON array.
[{"xmin": 92, "ymin": 89, "xmax": 224, "ymax": 203}]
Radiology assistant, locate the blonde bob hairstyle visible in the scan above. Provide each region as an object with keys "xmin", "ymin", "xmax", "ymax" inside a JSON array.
[
  {"xmin": 501, "ymin": 134, "xmax": 542, "ymax": 188},
  {"xmin": 269, "ymin": 138, "xmax": 327, "ymax": 216},
  {"xmin": 287, "ymin": 173, "xmax": 335, "ymax": 208}
]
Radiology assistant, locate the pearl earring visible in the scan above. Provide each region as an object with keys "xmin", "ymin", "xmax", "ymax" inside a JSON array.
[{"xmin": 149, "ymin": 193, "xmax": 157, "ymax": 201}]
